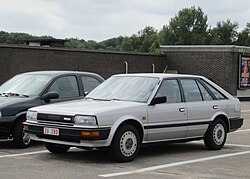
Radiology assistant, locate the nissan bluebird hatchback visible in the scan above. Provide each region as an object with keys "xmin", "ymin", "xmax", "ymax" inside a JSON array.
[{"xmin": 24, "ymin": 74, "xmax": 243, "ymax": 162}]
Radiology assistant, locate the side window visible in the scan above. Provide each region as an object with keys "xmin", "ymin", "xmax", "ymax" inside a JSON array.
[
  {"xmin": 48, "ymin": 76, "xmax": 79, "ymax": 98},
  {"xmin": 197, "ymin": 81, "xmax": 213, "ymax": 101},
  {"xmin": 156, "ymin": 79, "xmax": 181, "ymax": 103},
  {"xmin": 181, "ymin": 79, "xmax": 202, "ymax": 102},
  {"xmin": 202, "ymin": 80, "xmax": 227, "ymax": 100},
  {"xmin": 81, "ymin": 76, "xmax": 101, "ymax": 93}
]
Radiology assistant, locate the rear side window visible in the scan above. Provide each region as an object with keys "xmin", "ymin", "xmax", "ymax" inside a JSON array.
[
  {"xmin": 197, "ymin": 81, "xmax": 213, "ymax": 101},
  {"xmin": 202, "ymin": 80, "xmax": 227, "ymax": 100},
  {"xmin": 81, "ymin": 76, "xmax": 101, "ymax": 93},
  {"xmin": 180, "ymin": 79, "xmax": 202, "ymax": 102}
]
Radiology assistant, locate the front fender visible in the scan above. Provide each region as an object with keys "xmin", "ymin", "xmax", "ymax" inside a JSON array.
[
  {"xmin": 15, "ymin": 111, "xmax": 27, "ymax": 119},
  {"xmin": 105, "ymin": 115, "xmax": 145, "ymax": 146}
]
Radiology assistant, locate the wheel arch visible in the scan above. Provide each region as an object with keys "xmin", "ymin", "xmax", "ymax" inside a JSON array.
[
  {"xmin": 118, "ymin": 119, "xmax": 144, "ymax": 142},
  {"xmin": 108, "ymin": 117, "xmax": 145, "ymax": 146},
  {"xmin": 11, "ymin": 112, "xmax": 27, "ymax": 133},
  {"xmin": 214, "ymin": 114, "xmax": 230, "ymax": 132}
]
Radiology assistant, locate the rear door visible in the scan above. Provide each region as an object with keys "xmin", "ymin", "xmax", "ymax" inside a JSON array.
[
  {"xmin": 180, "ymin": 78, "xmax": 217, "ymax": 137},
  {"xmin": 146, "ymin": 79, "xmax": 187, "ymax": 142}
]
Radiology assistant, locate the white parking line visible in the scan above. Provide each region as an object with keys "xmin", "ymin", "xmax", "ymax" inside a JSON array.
[
  {"xmin": 0, "ymin": 150, "xmax": 48, "ymax": 158},
  {"xmin": 191, "ymin": 141, "xmax": 250, "ymax": 148},
  {"xmin": 226, "ymin": 143, "xmax": 250, "ymax": 148},
  {"xmin": 241, "ymin": 110, "xmax": 250, "ymax": 113},
  {"xmin": 99, "ymin": 151, "xmax": 250, "ymax": 177},
  {"xmin": 235, "ymin": 129, "xmax": 250, "ymax": 133}
]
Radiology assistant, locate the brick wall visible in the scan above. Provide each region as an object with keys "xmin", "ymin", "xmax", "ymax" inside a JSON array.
[
  {"xmin": 165, "ymin": 51, "xmax": 239, "ymax": 95},
  {"xmin": 0, "ymin": 45, "xmax": 166, "ymax": 83},
  {"xmin": 1, "ymin": 45, "xmax": 248, "ymax": 96}
]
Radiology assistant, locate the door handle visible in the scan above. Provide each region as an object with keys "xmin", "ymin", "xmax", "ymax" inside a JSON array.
[
  {"xmin": 213, "ymin": 105, "xmax": 218, "ymax": 109},
  {"xmin": 179, "ymin": 108, "xmax": 185, "ymax": 112}
]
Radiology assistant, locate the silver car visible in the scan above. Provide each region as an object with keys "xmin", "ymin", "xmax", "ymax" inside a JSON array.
[{"xmin": 24, "ymin": 74, "xmax": 243, "ymax": 162}]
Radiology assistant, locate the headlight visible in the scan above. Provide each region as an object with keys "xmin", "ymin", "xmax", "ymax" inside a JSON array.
[
  {"xmin": 0, "ymin": 111, "xmax": 2, "ymax": 118},
  {"xmin": 74, "ymin": 115, "xmax": 97, "ymax": 126},
  {"xmin": 26, "ymin": 111, "xmax": 37, "ymax": 121}
]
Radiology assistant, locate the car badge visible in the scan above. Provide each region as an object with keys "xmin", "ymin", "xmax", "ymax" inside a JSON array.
[{"xmin": 64, "ymin": 117, "xmax": 71, "ymax": 121}]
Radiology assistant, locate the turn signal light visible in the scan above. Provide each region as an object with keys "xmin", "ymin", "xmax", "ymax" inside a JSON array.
[
  {"xmin": 23, "ymin": 125, "xmax": 29, "ymax": 129},
  {"xmin": 81, "ymin": 131, "xmax": 100, "ymax": 137}
]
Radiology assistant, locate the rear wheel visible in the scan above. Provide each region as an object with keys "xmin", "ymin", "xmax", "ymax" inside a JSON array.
[
  {"xmin": 110, "ymin": 124, "xmax": 140, "ymax": 162},
  {"xmin": 45, "ymin": 143, "xmax": 70, "ymax": 153},
  {"xmin": 12, "ymin": 118, "xmax": 31, "ymax": 148},
  {"xmin": 204, "ymin": 118, "xmax": 227, "ymax": 150}
]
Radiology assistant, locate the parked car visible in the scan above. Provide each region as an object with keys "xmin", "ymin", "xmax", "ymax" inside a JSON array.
[
  {"xmin": 0, "ymin": 71, "xmax": 104, "ymax": 148},
  {"xmin": 24, "ymin": 73, "xmax": 243, "ymax": 162}
]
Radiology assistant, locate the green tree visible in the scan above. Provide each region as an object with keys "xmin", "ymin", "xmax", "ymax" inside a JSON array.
[
  {"xmin": 158, "ymin": 6, "xmax": 209, "ymax": 45},
  {"xmin": 138, "ymin": 26, "xmax": 159, "ymax": 53},
  {"xmin": 65, "ymin": 38, "xmax": 87, "ymax": 48},
  {"xmin": 119, "ymin": 37, "xmax": 134, "ymax": 51},
  {"xmin": 210, "ymin": 20, "xmax": 238, "ymax": 45},
  {"xmin": 236, "ymin": 23, "xmax": 250, "ymax": 46},
  {"xmin": 119, "ymin": 26, "xmax": 159, "ymax": 53}
]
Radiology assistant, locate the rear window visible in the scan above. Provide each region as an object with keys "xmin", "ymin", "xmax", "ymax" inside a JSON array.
[{"xmin": 201, "ymin": 80, "xmax": 227, "ymax": 100}]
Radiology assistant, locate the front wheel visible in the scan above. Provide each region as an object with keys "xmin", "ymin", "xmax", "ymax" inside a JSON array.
[
  {"xmin": 45, "ymin": 143, "xmax": 70, "ymax": 153},
  {"xmin": 110, "ymin": 124, "xmax": 140, "ymax": 162},
  {"xmin": 204, "ymin": 118, "xmax": 227, "ymax": 150},
  {"xmin": 12, "ymin": 118, "xmax": 31, "ymax": 148}
]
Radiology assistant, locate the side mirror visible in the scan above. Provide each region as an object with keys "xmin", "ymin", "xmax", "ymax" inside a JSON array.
[
  {"xmin": 41, "ymin": 92, "xmax": 59, "ymax": 103},
  {"xmin": 150, "ymin": 96, "xmax": 167, "ymax": 105},
  {"xmin": 84, "ymin": 91, "xmax": 89, "ymax": 96}
]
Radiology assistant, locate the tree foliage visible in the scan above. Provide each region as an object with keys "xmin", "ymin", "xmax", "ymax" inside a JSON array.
[
  {"xmin": 158, "ymin": 6, "xmax": 209, "ymax": 45},
  {"xmin": 236, "ymin": 23, "xmax": 250, "ymax": 46},
  {"xmin": 209, "ymin": 20, "xmax": 238, "ymax": 45},
  {"xmin": 0, "ymin": 6, "xmax": 250, "ymax": 53},
  {"xmin": 0, "ymin": 31, "xmax": 53, "ymax": 44}
]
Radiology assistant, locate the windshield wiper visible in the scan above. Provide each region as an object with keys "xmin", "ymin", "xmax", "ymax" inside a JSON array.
[
  {"xmin": 2, "ymin": 92, "xmax": 29, "ymax": 97},
  {"xmin": 85, "ymin": 97, "xmax": 94, "ymax": 100},
  {"xmin": 110, "ymin": 98, "xmax": 122, "ymax": 101},
  {"xmin": 85, "ymin": 97, "xmax": 111, "ymax": 101}
]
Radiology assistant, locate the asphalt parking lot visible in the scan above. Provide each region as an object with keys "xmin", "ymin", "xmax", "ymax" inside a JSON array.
[{"xmin": 0, "ymin": 102, "xmax": 250, "ymax": 179}]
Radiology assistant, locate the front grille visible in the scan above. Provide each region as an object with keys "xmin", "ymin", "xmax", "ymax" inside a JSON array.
[{"xmin": 37, "ymin": 113, "xmax": 74, "ymax": 125}]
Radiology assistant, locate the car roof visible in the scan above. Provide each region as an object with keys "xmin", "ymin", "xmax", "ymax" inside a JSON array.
[
  {"xmin": 113, "ymin": 73, "xmax": 204, "ymax": 79},
  {"xmin": 21, "ymin": 71, "xmax": 103, "ymax": 78}
]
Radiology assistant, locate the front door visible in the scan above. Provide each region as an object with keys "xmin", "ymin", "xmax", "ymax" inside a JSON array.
[
  {"xmin": 146, "ymin": 79, "xmax": 187, "ymax": 142},
  {"xmin": 42, "ymin": 75, "xmax": 82, "ymax": 105}
]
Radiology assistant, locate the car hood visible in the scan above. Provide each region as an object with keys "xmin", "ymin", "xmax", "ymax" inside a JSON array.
[
  {"xmin": 30, "ymin": 99, "xmax": 147, "ymax": 116},
  {"xmin": 0, "ymin": 96, "xmax": 33, "ymax": 108}
]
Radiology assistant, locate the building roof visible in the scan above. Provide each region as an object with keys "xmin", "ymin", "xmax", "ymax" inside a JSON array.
[
  {"xmin": 25, "ymin": 39, "xmax": 67, "ymax": 43},
  {"xmin": 160, "ymin": 45, "xmax": 250, "ymax": 53}
]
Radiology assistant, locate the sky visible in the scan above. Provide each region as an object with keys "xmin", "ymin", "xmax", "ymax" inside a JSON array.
[{"xmin": 0, "ymin": 0, "xmax": 249, "ymax": 41}]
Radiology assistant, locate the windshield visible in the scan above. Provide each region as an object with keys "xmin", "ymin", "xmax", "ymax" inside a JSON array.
[
  {"xmin": 86, "ymin": 76, "xmax": 159, "ymax": 103},
  {"xmin": 0, "ymin": 74, "xmax": 53, "ymax": 97}
]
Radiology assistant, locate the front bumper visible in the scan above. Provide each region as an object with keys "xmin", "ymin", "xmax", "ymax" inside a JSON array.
[
  {"xmin": 23, "ymin": 122, "xmax": 111, "ymax": 147},
  {"xmin": 229, "ymin": 117, "xmax": 244, "ymax": 132}
]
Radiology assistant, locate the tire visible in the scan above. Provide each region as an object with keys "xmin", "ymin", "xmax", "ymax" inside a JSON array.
[
  {"xmin": 12, "ymin": 118, "xmax": 31, "ymax": 148},
  {"xmin": 45, "ymin": 143, "xmax": 70, "ymax": 153},
  {"xmin": 109, "ymin": 124, "xmax": 140, "ymax": 162},
  {"xmin": 204, "ymin": 118, "xmax": 227, "ymax": 150}
]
